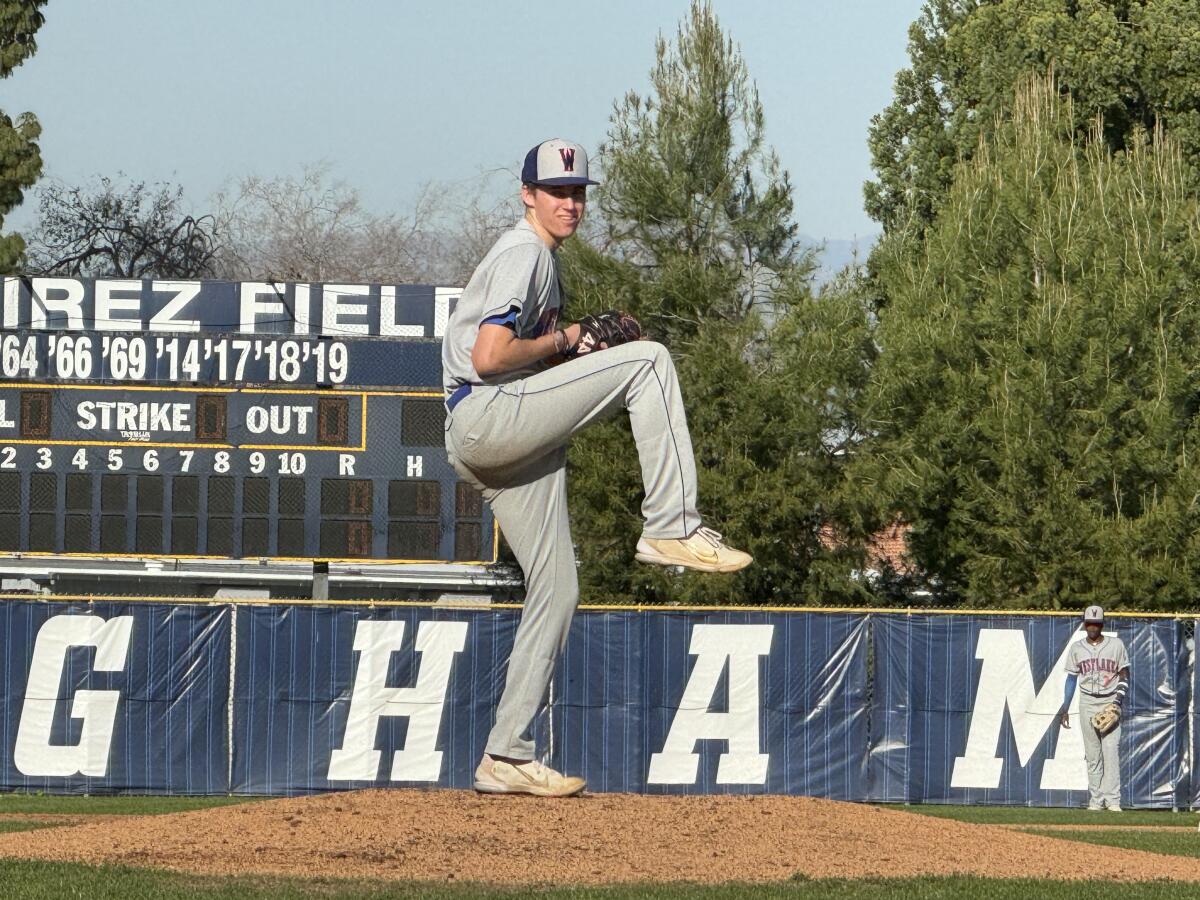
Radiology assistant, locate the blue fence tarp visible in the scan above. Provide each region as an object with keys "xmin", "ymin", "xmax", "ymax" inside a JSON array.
[
  {"xmin": 0, "ymin": 601, "xmax": 228, "ymax": 794},
  {"xmin": 868, "ymin": 614, "xmax": 1187, "ymax": 808},
  {"xmin": 0, "ymin": 599, "xmax": 1193, "ymax": 808}
]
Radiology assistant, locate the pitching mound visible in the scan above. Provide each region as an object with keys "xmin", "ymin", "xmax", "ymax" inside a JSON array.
[{"xmin": 0, "ymin": 789, "xmax": 1194, "ymax": 885}]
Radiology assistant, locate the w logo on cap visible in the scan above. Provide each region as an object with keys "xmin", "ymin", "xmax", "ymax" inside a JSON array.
[{"xmin": 522, "ymin": 139, "xmax": 598, "ymax": 186}]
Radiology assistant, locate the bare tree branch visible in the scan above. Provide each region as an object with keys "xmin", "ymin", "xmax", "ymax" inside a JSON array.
[
  {"xmin": 23, "ymin": 175, "xmax": 220, "ymax": 278},
  {"xmin": 213, "ymin": 163, "xmax": 519, "ymax": 286}
]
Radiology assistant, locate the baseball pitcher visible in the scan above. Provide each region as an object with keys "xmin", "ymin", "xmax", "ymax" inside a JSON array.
[{"xmin": 441, "ymin": 139, "xmax": 752, "ymax": 798}]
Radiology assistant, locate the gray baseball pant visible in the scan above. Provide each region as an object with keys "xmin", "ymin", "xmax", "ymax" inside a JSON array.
[
  {"xmin": 444, "ymin": 340, "xmax": 700, "ymax": 760},
  {"xmin": 1079, "ymin": 691, "xmax": 1121, "ymax": 808}
]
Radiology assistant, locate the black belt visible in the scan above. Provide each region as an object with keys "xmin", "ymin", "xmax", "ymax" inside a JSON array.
[
  {"xmin": 1082, "ymin": 691, "xmax": 1115, "ymax": 698},
  {"xmin": 447, "ymin": 383, "xmax": 473, "ymax": 412}
]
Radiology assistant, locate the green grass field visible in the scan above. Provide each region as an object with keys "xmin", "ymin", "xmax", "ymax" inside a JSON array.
[
  {"xmin": 0, "ymin": 796, "xmax": 1197, "ymax": 899},
  {"xmin": 0, "ymin": 794, "xmax": 257, "ymax": 815},
  {"xmin": 1022, "ymin": 828, "xmax": 1200, "ymax": 858},
  {"xmin": 0, "ymin": 866, "xmax": 1197, "ymax": 900},
  {"xmin": 900, "ymin": 803, "xmax": 1198, "ymax": 827}
]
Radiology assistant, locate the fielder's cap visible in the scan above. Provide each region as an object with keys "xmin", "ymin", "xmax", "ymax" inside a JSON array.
[
  {"xmin": 1083, "ymin": 605, "xmax": 1105, "ymax": 623},
  {"xmin": 521, "ymin": 138, "xmax": 599, "ymax": 186}
]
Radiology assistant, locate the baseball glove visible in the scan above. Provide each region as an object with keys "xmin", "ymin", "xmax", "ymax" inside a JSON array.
[
  {"xmin": 1091, "ymin": 702, "xmax": 1121, "ymax": 736},
  {"xmin": 566, "ymin": 310, "xmax": 642, "ymax": 358}
]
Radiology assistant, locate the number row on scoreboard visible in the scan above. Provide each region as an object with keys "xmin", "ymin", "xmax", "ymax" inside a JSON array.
[
  {"xmin": 0, "ymin": 471, "xmax": 486, "ymax": 562},
  {"xmin": 5, "ymin": 445, "xmax": 317, "ymax": 475}
]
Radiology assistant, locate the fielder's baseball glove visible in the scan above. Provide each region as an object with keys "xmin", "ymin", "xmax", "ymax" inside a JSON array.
[
  {"xmin": 567, "ymin": 310, "xmax": 642, "ymax": 358},
  {"xmin": 1091, "ymin": 702, "xmax": 1121, "ymax": 736}
]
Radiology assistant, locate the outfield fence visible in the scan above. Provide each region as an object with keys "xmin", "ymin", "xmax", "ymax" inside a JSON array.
[{"xmin": 0, "ymin": 595, "xmax": 1195, "ymax": 808}]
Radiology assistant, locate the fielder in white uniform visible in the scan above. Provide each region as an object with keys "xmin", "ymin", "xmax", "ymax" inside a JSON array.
[
  {"xmin": 1058, "ymin": 605, "xmax": 1129, "ymax": 811},
  {"xmin": 442, "ymin": 139, "xmax": 752, "ymax": 798}
]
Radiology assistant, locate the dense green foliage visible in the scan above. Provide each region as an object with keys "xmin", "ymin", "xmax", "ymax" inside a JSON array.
[
  {"xmin": 563, "ymin": 2, "xmax": 875, "ymax": 605},
  {"xmin": 866, "ymin": 0, "xmax": 1200, "ymax": 236},
  {"xmin": 0, "ymin": 0, "xmax": 45, "ymax": 271},
  {"xmin": 856, "ymin": 1, "xmax": 1200, "ymax": 610},
  {"xmin": 865, "ymin": 77, "xmax": 1200, "ymax": 608}
]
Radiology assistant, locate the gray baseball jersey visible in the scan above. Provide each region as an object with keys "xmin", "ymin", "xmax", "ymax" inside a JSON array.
[
  {"xmin": 441, "ymin": 218, "xmax": 562, "ymax": 399},
  {"xmin": 1064, "ymin": 634, "xmax": 1129, "ymax": 695}
]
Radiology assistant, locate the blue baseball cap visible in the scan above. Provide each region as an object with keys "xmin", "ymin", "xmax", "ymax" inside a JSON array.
[{"xmin": 521, "ymin": 139, "xmax": 599, "ymax": 186}]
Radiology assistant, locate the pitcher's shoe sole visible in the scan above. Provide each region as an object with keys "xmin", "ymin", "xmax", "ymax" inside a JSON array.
[
  {"xmin": 635, "ymin": 547, "xmax": 750, "ymax": 573},
  {"xmin": 635, "ymin": 527, "xmax": 752, "ymax": 574}
]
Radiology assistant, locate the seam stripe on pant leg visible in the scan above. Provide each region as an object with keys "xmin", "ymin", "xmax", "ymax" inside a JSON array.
[{"xmin": 517, "ymin": 354, "xmax": 693, "ymax": 538}]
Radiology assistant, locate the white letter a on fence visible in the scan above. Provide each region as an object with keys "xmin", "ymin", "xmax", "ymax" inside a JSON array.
[{"xmin": 647, "ymin": 624, "xmax": 774, "ymax": 785}]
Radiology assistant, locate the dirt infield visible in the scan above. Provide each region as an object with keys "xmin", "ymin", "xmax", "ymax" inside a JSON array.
[{"xmin": 0, "ymin": 789, "xmax": 1196, "ymax": 885}]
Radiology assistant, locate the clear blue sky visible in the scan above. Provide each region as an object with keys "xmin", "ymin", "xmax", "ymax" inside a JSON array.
[{"xmin": 5, "ymin": 0, "xmax": 923, "ymax": 241}]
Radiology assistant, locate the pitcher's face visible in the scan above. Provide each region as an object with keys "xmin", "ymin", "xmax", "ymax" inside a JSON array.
[{"xmin": 522, "ymin": 183, "xmax": 587, "ymax": 246}]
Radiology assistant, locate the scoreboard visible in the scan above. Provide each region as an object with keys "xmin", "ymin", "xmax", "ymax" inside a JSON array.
[{"xmin": 0, "ymin": 277, "xmax": 496, "ymax": 587}]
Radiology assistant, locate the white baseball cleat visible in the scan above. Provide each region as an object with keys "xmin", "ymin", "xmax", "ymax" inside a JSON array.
[
  {"xmin": 473, "ymin": 754, "xmax": 585, "ymax": 797},
  {"xmin": 1107, "ymin": 803, "xmax": 1123, "ymax": 812},
  {"xmin": 636, "ymin": 526, "xmax": 752, "ymax": 574}
]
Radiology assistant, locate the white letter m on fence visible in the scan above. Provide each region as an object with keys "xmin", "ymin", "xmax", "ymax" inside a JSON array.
[{"xmin": 951, "ymin": 628, "xmax": 1087, "ymax": 790}]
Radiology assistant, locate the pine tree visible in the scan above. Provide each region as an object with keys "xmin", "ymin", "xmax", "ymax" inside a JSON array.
[
  {"xmin": 866, "ymin": 75, "xmax": 1200, "ymax": 609},
  {"xmin": 0, "ymin": 0, "xmax": 46, "ymax": 272},
  {"xmin": 563, "ymin": 2, "xmax": 874, "ymax": 605},
  {"xmin": 866, "ymin": 0, "xmax": 1200, "ymax": 237}
]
